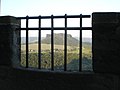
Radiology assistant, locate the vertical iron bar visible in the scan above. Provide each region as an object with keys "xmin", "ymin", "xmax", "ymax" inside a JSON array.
[
  {"xmin": 51, "ymin": 15, "xmax": 54, "ymax": 71},
  {"xmin": 79, "ymin": 14, "xmax": 82, "ymax": 71},
  {"xmin": 38, "ymin": 16, "xmax": 41, "ymax": 69},
  {"xmin": 26, "ymin": 16, "xmax": 29, "ymax": 68},
  {"xmin": 19, "ymin": 26, "xmax": 21, "ymax": 65},
  {"xmin": 18, "ymin": 20, "xmax": 22, "ymax": 65},
  {"xmin": 64, "ymin": 14, "xmax": 67, "ymax": 71}
]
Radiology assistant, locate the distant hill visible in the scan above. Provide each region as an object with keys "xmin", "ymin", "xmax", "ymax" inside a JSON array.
[
  {"xmin": 74, "ymin": 37, "xmax": 92, "ymax": 43},
  {"xmin": 21, "ymin": 33, "xmax": 92, "ymax": 46},
  {"xmin": 21, "ymin": 37, "xmax": 45, "ymax": 44},
  {"xmin": 21, "ymin": 37, "xmax": 37, "ymax": 44},
  {"xmin": 41, "ymin": 33, "xmax": 79, "ymax": 46}
]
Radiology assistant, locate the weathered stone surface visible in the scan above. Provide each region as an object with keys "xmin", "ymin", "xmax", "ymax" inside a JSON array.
[
  {"xmin": 0, "ymin": 67, "xmax": 118, "ymax": 90},
  {"xmin": 0, "ymin": 16, "xmax": 20, "ymax": 67},
  {"xmin": 93, "ymin": 12, "xmax": 120, "ymax": 74}
]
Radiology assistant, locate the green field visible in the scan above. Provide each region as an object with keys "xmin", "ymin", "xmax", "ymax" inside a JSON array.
[
  {"xmin": 21, "ymin": 43, "xmax": 92, "ymax": 71},
  {"xmin": 21, "ymin": 43, "xmax": 91, "ymax": 54},
  {"xmin": 21, "ymin": 43, "xmax": 73, "ymax": 51}
]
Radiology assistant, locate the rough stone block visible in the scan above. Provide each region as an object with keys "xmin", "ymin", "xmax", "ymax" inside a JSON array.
[
  {"xmin": 0, "ymin": 67, "xmax": 118, "ymax": 90},
  {"xmin": 0, "ymin": 16, "xmax": 21, "ymax": 67},
  {"xmin": 93, "ymin": 12, "xmax": 120, "ymax": 74}
]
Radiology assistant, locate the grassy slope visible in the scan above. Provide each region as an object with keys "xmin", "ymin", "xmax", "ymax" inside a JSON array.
[
  {"xmin": 21, "ymin": 43, "xmax": 74, "ymax": 51},
  {"xmin": 21, "ymin": 43, "xmax": 92, "ymax": 71},
  {"xmin": 21, "ymin": 43, "xmax": 92, "ymax": 55}
]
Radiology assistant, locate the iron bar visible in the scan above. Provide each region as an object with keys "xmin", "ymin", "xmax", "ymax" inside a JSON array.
[
  {"xmin": 64, "ymin": 14, "xmax": 67, "ymax": 71},
  {"xmin": 38, "ymin": 16, "xmax": 41, "ymax": 69},
  {"xmin": 26, "ymin": 16, "xmax": 29, "ymax": 68},
  {"xmin": 17, "ymin": 15, "xmax": 90, "ymax": 19},
  {"xmin": 18, "ymin": 27, "xmax": 92, "ymax": 30},
  {"xmin": 51, "ymin": 15, "xmax": 54, "ymax": 70},
  {"xmin": 79, "ymin": 14, "xmax": 82, "ymax": 71},
  {"xmin": 17, "ymin": 14, "xmax": 92, "ymax": 71},
  {"xmin": 19, "ymin": 27, "xmax": 21, "ymax": 65}
]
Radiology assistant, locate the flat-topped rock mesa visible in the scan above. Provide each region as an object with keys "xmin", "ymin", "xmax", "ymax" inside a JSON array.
[
  {"xmin": 46, "ymin": 33, "xmax": 72, "ymax": 38},
  {"xmin": 42, "ymin": 33, "xmax": 78, "ymax": 46}
]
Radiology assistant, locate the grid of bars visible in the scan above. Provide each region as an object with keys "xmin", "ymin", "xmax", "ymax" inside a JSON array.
[{"xmin": 17, "ymin": 14, "xmax": 92, "ymax": 72}]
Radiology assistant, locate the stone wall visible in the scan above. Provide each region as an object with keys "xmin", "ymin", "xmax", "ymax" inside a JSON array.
[
  {"xmin": 0, "ymin": 14, "xmax": 120, "ymax": 90},
  {"xmin": 92, "ymin": 12, "xmax": 120, "ymax": 74},
  {"xmin": 0, "ymin": 16, "xmax": 20, "ymax": 67},
  {"xmin": 0, "ymin": 67, "xmax": 118, "ymax": 90}
]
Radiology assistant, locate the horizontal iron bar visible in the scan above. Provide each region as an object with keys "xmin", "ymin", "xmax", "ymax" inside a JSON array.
[
  {"xmin": 16, "ymin": 15, "xmax": 91, "ymax": 19},
  {"xmin": 17, "ymin": 27, "xmax": 92, "ymax": 30}
]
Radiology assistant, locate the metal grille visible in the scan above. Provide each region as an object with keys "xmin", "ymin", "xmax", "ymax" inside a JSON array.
[{"xmin": 17, "ymin": 14, "xmax": 92, "ymax": 72}]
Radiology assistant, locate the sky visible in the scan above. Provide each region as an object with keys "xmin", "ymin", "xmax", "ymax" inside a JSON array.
[
  {"xmin": 1, "ymin": 0, "xmax": 120, "ymax": 16},
  {"xmin": 1, "ymin": 0, "xmax": 120, "ymax": 37}
]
